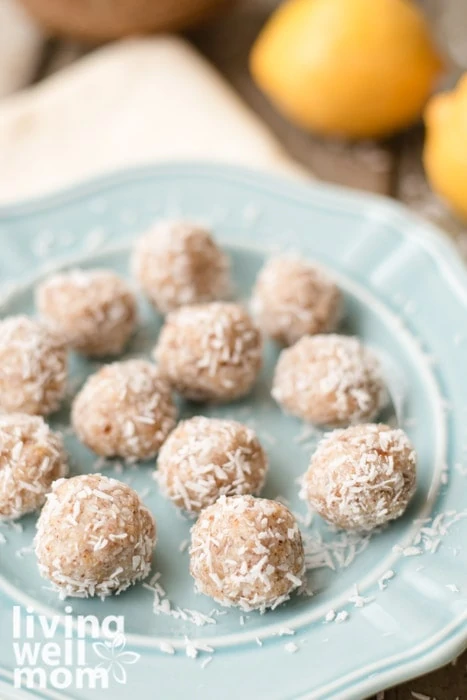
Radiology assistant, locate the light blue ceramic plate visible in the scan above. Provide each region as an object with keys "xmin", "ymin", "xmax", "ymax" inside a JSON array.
[{"xmin": 0, "ymin": 163, "xmax": 466, "ymax": 700}]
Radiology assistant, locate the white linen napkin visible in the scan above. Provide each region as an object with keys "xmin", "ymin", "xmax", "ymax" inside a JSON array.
[
  {"xmin": 0, "ymin": 36, "xmax": 305, "ymax": 205},
  {"xmin": 0, "ymin": 0, "xmax": 44, "ymax": 97}
]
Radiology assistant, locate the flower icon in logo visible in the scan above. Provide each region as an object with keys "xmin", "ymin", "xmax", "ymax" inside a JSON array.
[{"xmin": 93, "ymin": 633, "xmax": 140, "ymax": 684}]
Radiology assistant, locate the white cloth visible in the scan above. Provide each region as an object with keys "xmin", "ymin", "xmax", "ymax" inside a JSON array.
[
  {"xmin": 0, "ymin": 0, "xmax": 44, "ymax": 97},
  {"xmin": 0, "ymin": 36, "xmax": 305, "ymax": 204}
]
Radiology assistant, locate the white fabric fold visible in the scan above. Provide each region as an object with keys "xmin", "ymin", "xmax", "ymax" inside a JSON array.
[
  {"xmin": 0, "ymin": 0, "xmax": 44, "ymax": 98},
  {"xmin": 0, "ymin": 36, "xmax": 305, "ymax": 204}
]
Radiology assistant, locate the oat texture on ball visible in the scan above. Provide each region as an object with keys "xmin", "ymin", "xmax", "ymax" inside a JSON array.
[
  {"xmin": 36, "ymin": 268, "xmax": 137, "ymax": 357},
  {"xmin": 190, "ymin": 495, "xmax": 305, "ymax": 611},
  {"xmin": 156, "ymin": 417, "xmax": 268, "ymax": 513},
  {"xmin": 155, "ymin": 302, "xmax": 262, "ymax": 402},
  {"xmin": 301, "ymin": 424, "xmax": 417, "ymax": 531},
  {"xmin": 35, "ymin": 474, "xmax": 156, "ymax": 598},
  {"xmin": 272, "ymin": 334, "xmax": 388, "ymax": 427},
  {"xmin": 0, "ymin": 315, "xmax": 68, "ymax": 416},
  {"xmin": 132, "ymin": 220, "xmax": 230, "ymax": 313},
  {"xmin": 251, "ymin": 255, "xmax": 342, "ymax": 345},
  {"xmin": 72, "ymin": 359, "xmax": 177, "ymax": 460},
  {"xmin": 0, "ymin": 413, "xmax": 68, "ymax": 521}
]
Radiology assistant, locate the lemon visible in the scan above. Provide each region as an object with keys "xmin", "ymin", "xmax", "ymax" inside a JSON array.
[
  {"xmin": 250, "ymin": 0, "xmax": 443, "ymax": 139},
  {"xmin": 424, "ymin": 75, "xmax": 467, "ymax": 220}
]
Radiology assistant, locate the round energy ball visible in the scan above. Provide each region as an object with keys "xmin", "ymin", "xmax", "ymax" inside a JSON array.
[
  {"xmin": 34, "ymin": 474, "xmax": 156, "ymax": 598},
  {"xmin": 156, "ymin": 417, "xmax": 268, "ymax": 513},
  {"xmin": 251, "ymin": 255, "xmax": 342, "ymax": 345},
  {"xmin": 0, "ymin": 413, "xmax": 68, "ymax": 521},
  {"xmin": 190, "ymin": 495, "xmax": 305, "ymax": 611},
  {"xmin": 0, "ymin": 315, "xmax": 67, "ymax": 416},
  {"xmin": 132, "ymin": 220, "xmax": 230, "ymax": 313},
  {"xmin": 272, "ymin": 334, "xmax": 388, "ymax": 427},
  {"xmin": 301, "ymin": 424, "xmax": 417, "ymax": 531},
  {"xmin": 36, "ymin": 268, "xmax": 137, "ymax": 357},
  {"xmin": 72, "ymin": 359, "xmax": 177, "ymax": 460},
  {"xmin": 154, "ymin": 302, "xmax": 262, "ymax": 402}
]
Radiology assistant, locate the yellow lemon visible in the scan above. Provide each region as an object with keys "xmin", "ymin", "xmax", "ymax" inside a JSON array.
[
  {"xmin": 424, "ymin": 75, "xmax": 467, "ymax": 220},
  {"xmin": 250, "ymin": 0, "xmax": 443, "ymax": 139}
]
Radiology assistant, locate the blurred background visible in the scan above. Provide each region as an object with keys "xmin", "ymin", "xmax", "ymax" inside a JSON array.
[
  {"xmin": 1, "ymin": 0, "xmax": 467, "ymax": 254},
  {"xmin": 1, "ymin": 1, "xmax": 467, "ymax": 695}
]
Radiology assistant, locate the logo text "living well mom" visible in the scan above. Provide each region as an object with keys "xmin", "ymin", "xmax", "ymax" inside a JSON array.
[{"xmin": 12, "ymin": 606, "xmax": 140, "ymax": 690}]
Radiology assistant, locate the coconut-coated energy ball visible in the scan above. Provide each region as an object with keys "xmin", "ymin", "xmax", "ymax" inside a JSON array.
[
  {"xmin": 156, "ymin": 417, "xmax": 268, "ymax": 513},
  {"xmin": 154, "ymin": 302, "xmax": 262, "ymax": 402},
  {"xmin": 272, "ymin": 334, "xmax": 388, "ymax": 427},
  {"xmin": 34, "ymin": 474, "xmax": 156, "ymax": 598},
  {"xmin": 0, "ymin": 413, "xmax": 68, "ymax": 521},
  {"xmin": 72, "ymin": 359, "xmax": 177, "ymax": 460},
  {"xmin": 251, "ymin": 255, "xmax": 342, "ymax": 345},
  {"xmin": 132, "ymin": 220, "xmax": 230, "ymax": 313},
  {"xmin": 36, "ymin": 268, "xmax": 137, "ymax": 357},
  {"xmin": 190, "ymin": 495, "xmax": 305, "ymax": 611},
  {"xmin": 301, "ymin": 424, "xmax": 417, "ymax": 531},
  {"xmin": 0, "ymin": 315, "xmax": 67, "ymax": 416}
]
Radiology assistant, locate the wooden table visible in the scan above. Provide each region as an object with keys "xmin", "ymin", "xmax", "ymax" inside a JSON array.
[{"xmin": 22, "ymin": 0, "xmax": 467, "ymax": 696}]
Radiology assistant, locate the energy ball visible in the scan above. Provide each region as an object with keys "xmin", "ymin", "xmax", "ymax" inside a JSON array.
[
  {"xmin": 156, "ymin": 417, "xmax": 268, "ymax": 513},
  {"xmin": 132, "ymin": 220, "xmax": 230, "ymax": 313},
  {"xmin": 154, "ymin": 302, "xmax": 262, "ymax": 402},
  {"xmin": 190, "ymin": 495, "xmax": 305, "ymax": 611},
  {"xmin": 301, "ymin": 424, "xmax": 417, "ymax": 531},
  {"xmin": 36, "ymin": 268, "xmax": 137, "ymax": 357},
  {"xmin": 34, "ymin": 474, "xmax": 156, "ymax": 598},
  {"xmin": 0, "ymin": 315, "xmax": 67, "ymax": 416},
  {"xmin": 251, "ymin": 255, "xmax": 342, "ymax": 345},
  {"xmin": 0, "ymin": 413, "xmax": 68, "ymax": 521},
  {"xmin": 272, "ymin": 334, "xmax": 388, "ymax": 427},
  {"xmin": 72, "ymin": 359, "xmax": 176, "ymax": 460}
]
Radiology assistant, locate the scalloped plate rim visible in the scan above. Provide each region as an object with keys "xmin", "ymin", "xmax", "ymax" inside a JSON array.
[{"xmin": 0, "ymin": 162, "xmax": 466, "ymax": 700}]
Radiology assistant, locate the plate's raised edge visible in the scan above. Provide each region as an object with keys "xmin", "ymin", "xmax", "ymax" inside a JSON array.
[
  {"xmin": 317, "ymin": 612, "xmax": 467, "ymax": 700},
  {"xmin": 1, "ymin": 161, "xmax": 466, "ymax": 699},
  {"xmin": 0, "ymin": 161, "xmax": 466, "ymax": 295},
  {"xmin": 0, "ymin": 667, "xmax": 76, "ymax": 700}
]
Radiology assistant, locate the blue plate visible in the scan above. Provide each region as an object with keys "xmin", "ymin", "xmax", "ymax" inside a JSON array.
[{"xmin": 0, "ymin": 163, "xmax": 466, "ymax": 700}]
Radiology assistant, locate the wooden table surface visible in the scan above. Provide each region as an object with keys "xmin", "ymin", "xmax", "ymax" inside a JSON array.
[{"xmin": 23, "ymin": 0, "xmax": 467, "ymax": 697}]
